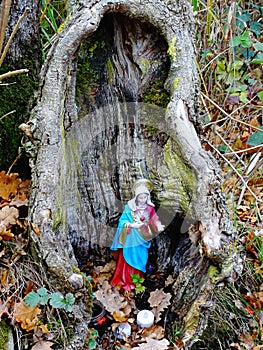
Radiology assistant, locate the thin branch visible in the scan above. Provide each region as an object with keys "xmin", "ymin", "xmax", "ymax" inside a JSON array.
[
  {"xmin": 0, "ymin": 109, "xmax": 16, "ymax": 121},
  {"xmin": 204, "ymin": 138, "xmax": 262, "ymax": 203},
  {"xmin": 0, "ymin": 68, "xmax": 29, "ymax": 81},
  {"xmin": 0, "ymin": 8, "xmax": 28, "ymax": 66},
  {"xmin": 224, "ymin": 144, "xmax": 263, "ymax": 155},
  {"xmin": 202, "ymin": 92, "xmax": 261, "ymax": 131},
  {"xmin": 0, "ymin": 0, "xmax": 12, "ymax": 55}
]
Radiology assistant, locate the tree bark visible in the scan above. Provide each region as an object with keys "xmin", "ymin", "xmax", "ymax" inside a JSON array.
[{"xmin": 20, "ymin": 0, "xmax": 240, "ymax": 348}]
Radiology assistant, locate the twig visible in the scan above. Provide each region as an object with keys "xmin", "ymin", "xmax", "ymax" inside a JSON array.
[
  {"xmin": 224, "ymin": 144, "xmax": 263, "ymax": 155},
  {"xmin": 0, "ymin": 69, "xmax": 29, "ymax": 81},
  {"xmin": 214, "ymin": 130, "xmax": 245, "ymax": 166},
  {"xmin": 0, "ymin": 0, "xmax": 12, "ymax": 55},
  {"xmin": 0, "ymin": 8, "xmax": 28, "ymax": 66},
  {"xmin": 7, "ymin": 151, "xmax": 22, "ymax": 175},
  {"xmin": 204, "ymin": 138, "xmax": 262, "ymax": 203},
  {"xmin": 0, "ymin": 109, "xmax": 16, "ymax": 121},
  {"xmin": 202, "ymin": 92, "xmax": 261, "ymax": 131}
]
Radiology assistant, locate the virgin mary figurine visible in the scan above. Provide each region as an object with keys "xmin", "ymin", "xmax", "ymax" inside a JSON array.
[{"xmin": 110, "ymin": 179, "xmax": 164, "ymax": 291}]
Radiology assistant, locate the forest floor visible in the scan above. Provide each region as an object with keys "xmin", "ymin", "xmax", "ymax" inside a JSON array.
[{"xmin": 0, "ymin": 159, "xmax": 261, "ymax": 349}]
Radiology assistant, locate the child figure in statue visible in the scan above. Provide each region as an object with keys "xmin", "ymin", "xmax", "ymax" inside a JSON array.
[{"xmin": 110, "ymin": 179, "xmax": 165, "ymax": 291}]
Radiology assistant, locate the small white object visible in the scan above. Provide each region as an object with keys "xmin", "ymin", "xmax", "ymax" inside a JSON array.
[
  {"xmin": 137, "ymin": 310, "xmax": 154, "ymax": 328},
  {"xmin": 117, "ymin": 323, "xmax": 131, "ymax": 339}
]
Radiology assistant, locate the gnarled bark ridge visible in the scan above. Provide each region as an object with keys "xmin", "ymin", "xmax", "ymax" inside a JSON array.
[{"xmin": 22, "ymin": 0, "xmax": 240, "ymax": 348}]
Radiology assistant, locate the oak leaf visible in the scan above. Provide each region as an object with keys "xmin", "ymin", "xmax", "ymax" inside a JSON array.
[
  {"xmin": 0, "ymin": 206, "xmax": 19, "ymax": 226},
  {"xmin": 141, "ymin": 325, "xmax": 165, "ymax": 340},
  {"xmin": 0, "ymin": 171, "xmax": 21, "ymax": 200},
  {"xmin": 31, "ymin": 340, "xmax": 55, "ymax": 350},
  {"xmin": 132, "ymin": 337, "xmax": 169, "ymax": 349},
  {"xmin": 148, "ymin": 289, "xmax": 171, "ymax": 322},
  {"xmin": 94, "ymin": 281, "xmax": 134, "ymax": 321},
  {"xmin": 14, "ymin": 301, "xmax": 41, "ymax": 331}
]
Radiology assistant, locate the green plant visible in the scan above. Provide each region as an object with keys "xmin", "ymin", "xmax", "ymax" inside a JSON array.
[
  {"xmin": 85, "ymin": 328, "xmax": 99, "ymax": 349},
  {"xmin": 131, "ymin": 274, "xmax": 146, "ymax": 294},
  {"xmin": 24, "ymin": 287, "xmax": 75, "ymax": 312}
]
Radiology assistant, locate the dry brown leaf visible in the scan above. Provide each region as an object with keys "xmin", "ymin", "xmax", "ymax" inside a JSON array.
[
  {"xmin": 0, "ymin": 206, "xmax": 19, "ymax": 226},
  {"xmin": 0, "ymin": 171, "xmax": 21, "ymax": 200},
  {"xmin": 164, "ymin": 274, "xmax": 174, "ymax": 287},
  {"xmin": 30, "ymin": 222, "xmax": 41, "ymax": 237},
  {"xmin": 31, "ymin": 340, "xmax": 55, "ymax": 350},
  {"xmin": 148, "ymin": 289, "xmax": 171, "ymax": 322},
  {"xmin": 94, "ymin": 280, "xmax": 134, "ymax": 320},
  {"xmin": 132, "ymin": 337, "xmax": 170, "ymax": 349},
  {"xmin": 0, "ymin": 225, "xmax": 14, "ymax": 240},
  {"xmin": 14, "ymin": 301, "xmax": 41, "ymax": 331},
  {"xmin": 141, "ymin": 325, "xmax": 165, "ymax": 340}
]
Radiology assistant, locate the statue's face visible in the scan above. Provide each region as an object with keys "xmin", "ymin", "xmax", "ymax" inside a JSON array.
[{"xmin": 136, "ymin": 193, "xmax": 148, "ymax": 206}]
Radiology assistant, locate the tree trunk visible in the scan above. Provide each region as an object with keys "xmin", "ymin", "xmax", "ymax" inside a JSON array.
[{"xmin": 21, "ymin": 0, "xmax": 240, "ymax": 348}]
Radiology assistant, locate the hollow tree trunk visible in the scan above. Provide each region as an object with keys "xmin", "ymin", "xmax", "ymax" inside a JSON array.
[{"xmin": 21, "ymin": 0, "xmax": 240, "ymax": 348}]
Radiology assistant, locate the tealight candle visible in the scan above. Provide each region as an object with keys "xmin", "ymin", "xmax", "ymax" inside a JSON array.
[{"xmin": 137, "ymin": 310, "xmax": 154, "ymax": 328}]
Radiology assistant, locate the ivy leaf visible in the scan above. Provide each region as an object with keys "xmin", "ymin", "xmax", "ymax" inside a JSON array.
[
  {"xmin": 247, "ymin": 127, "xmax": 263, "ymax": 146},
  {"xmin": 49, "ymin": 292, "xmax": 64, "ymax": 308},
  {"xmin": 24, "ymin": 292, "xmax": 40, "ymax": 307}
]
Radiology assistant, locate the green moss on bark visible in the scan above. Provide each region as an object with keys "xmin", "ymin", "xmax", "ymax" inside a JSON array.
[{"xmin": 0, "ymin": 63, "xmax": 38, "ymax": 170}]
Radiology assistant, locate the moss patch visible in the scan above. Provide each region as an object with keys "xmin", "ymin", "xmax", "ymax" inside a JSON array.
[
  {"xmin": 0, "ymin": 63, "xmax": 38, "ymax": 170},
  {"xmin": 0, "ymin": 318, "xmax": 10, "ymax": 350}
]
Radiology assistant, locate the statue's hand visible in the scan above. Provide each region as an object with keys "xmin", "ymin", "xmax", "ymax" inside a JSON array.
[
  {"xmin": 130, "ymin": 222, "xmax": 144, "ymax": 229},
  {"xmin": 157, "ymin": 224, "xmax": 165, "ymax": 232}
]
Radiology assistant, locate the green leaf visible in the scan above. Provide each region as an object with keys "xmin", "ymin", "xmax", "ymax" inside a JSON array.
[
  {"xmin": 135, "ymin": 284, "xmax": 146, "ymax": 294},
  {"xmin": 87, "ymin": 339, "xmax": 97, "ymax": 349},
  {"xmin": 252, "ymin": 53, "xmax": 263, "ymax": 64},
  {"xmin": 239, "ymin": 91, "xmax": 249, "ymax": 103},
  {"xmin": 63, "ymin": 304, "xmax": 73, "ymax": 312},
  {"xmin": 254, "ymin": 43, "xmax": 263, "ymax": 51},
  {"xmin": 229, "ymin": 36, "xmax": 241, "ymax": 47},
  {"xmin": 257, "ymin": 91, "xmax": 263, "ymax": 102},
  {"xmin": 192, "ymin": 0, "xmax": 198, "ymax": 11},
  {"xmin": 247, "ymin": 127, "xmax": 263, "ymax": 147},
  {"xmin": 24, "ymin": 292, "xmax": 40, "ymax": 307},
  {"xmin": 37, "ymin": 287, "xmax": 48, "ymax": 297},
  {"xmin": 65, "ymin": 293, "xmax": 75, "ymax": 305},
  {"xmin": 218, "ymin": 145, "xmax": 227, "ymax": 153},
  {"xmin": 49, "ymin": 292, "xmax": 64, "ymax": 308},
  {"xmin": 89, "ymin": 329, "xmax": 99, "ymax": 338}
]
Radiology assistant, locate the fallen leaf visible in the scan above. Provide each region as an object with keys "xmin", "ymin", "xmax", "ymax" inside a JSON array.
[
  {"xmin": 148, "ymin": 289, "xmax": 171, "ymax": 322},
  {"xmin": 141, "ymin": 325, "xmax": 165, "ymax": 340},
  {"xmin": 132, "ymin": 337, "xmax": 170, "ymax": 349},
  {"xmin": 0, "ymin": 225, "xmax": 14, "ymax": 240},
  {"xmin": 31, "ymin": 340, "xmax": 55, "ymax": 350},
  {"xmin": 0, "ymin": 171, "xmax": 21, "ymax": 200},
  {"xmin": 14, "ymin": 301, "xmax": 41, "ymax": 331},
  {"xmin": 94, "ymin": 281, "xmax": 135, "ymax": 321},
  {"xmin": 30, "ymin": 222, "xmax": 40, "ymax": 237},
  {"xmin": 0, "ymin": 206, "xmax": 19, "ymax": 226}
]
